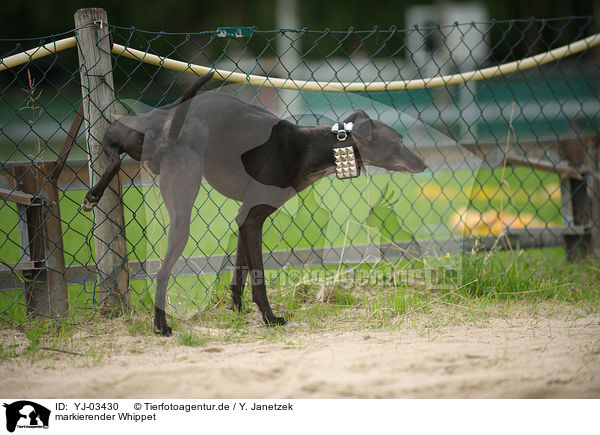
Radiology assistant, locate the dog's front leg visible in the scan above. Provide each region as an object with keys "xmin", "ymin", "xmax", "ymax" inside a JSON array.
[
  {"xmin": 238, "ymin": 205, "xmax": 286, "ymax": 326},
  {"xmin": 229, "ymin": 235, "xmax": 248, "ymax": 311}
]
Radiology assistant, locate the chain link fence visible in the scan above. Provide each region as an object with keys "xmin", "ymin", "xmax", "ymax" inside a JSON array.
[{"xmin": 1, "ymin": 15, "xmax": 599, "ymax": 324}]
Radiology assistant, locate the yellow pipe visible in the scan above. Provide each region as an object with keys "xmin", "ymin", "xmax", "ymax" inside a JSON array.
[
  {"xmin": 1, "ymin": 32, "xmax": 599, "ymax": 92},
  {"xmin": 0, "ymin": 37, "xmax": 77, "ymax": 72},
  {"xmin": 111, "ymin": 32, "xmax": 600, "ymax": 92}
]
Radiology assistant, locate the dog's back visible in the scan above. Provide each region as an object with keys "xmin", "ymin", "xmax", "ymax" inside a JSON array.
[{"xmin": 169, "ymin": 90, "xmax": 282, "ymax": 201}]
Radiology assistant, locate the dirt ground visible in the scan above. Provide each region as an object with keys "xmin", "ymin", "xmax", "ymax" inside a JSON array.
[{"xmin": 1, "ymin": 305, "xmax": 599, "ymax": 398}]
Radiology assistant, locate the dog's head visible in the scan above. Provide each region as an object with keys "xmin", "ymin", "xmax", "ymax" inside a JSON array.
[{"xmin": 344, "ymin": 110, "xmax": 427, "ymax": 174}]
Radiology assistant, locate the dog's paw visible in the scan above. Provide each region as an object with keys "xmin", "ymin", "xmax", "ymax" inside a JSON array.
[
  {"xmin": 81, "ymin": 198, "xmax": 97, "ymax": 212},
  {"xmin": 153, "ymin": 324, "xmax": 172, "ymax": 337},
  {"xmin": 265, "ymin": 316, "xmax": 286, "ymax": 327}
]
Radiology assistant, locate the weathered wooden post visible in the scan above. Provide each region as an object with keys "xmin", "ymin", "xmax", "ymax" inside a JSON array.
[
  {"xmin": 557, "ymin": 134, "xmax": 600, "ymax": 261},
  {"xmin": 74, "ymin": 8, "xmax": 130, "ymax": 312},
  {"xmin": 587, "ymin": 137, "xmax": 600, "ymax": 255}
]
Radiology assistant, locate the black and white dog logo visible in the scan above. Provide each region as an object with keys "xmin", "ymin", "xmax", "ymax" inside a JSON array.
[{"xmin": 3, "ymin": 401, "xmax": 50, "ymax": 432}]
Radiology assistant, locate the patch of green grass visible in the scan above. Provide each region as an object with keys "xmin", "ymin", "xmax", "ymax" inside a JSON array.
[
  {"xmin": 83, "ymin": 343, "xmax": 105, "ymax": 365},
  {"xmin": 460, "ymin": 247, "xmax": 600, "ymax": 305},
  {"xmin": 332, "ymin": 288, "xmax": 361, "ymax": 306},
  {"xmin": 196, "ymin": 303, "xmax": 248, "ymax": 331},
  {"xmin": 0, "ymin": 341, "xmax": 18, "ymax": 360},
  {"xmin": 361, "ymin": 289, "xmax": 427, "ymax": 327},
  {"xmin": 260, "ymin": 325, "xmax": 288, "ymax": 343},
  {"xmin": 125, "ymin": 313, "xmax": 154, "ymax": 336},
  {"xmin": 22, "ymin": 320, "xmax": 47, "ymax": 363},
  {"xmin": 177, "ymin": 330, "xmax": 209, "ymax": 347}
]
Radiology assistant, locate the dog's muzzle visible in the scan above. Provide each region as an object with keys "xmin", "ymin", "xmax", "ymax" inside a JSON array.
[{"xmin": 332, "ymin": 122, "xmax": 360, "ymax": 179}]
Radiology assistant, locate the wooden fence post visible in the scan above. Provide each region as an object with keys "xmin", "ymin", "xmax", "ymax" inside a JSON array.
[
  {"xmin": 557, "ymin": 134, "xmax": 600, "ymax": 261},
  {"xmin": 74, "ymin": 8, "xmax": 130, "ymax": 312},
  {"xmin": 588, "ymin": 136, "xmax": 600, "ymax": 254}
]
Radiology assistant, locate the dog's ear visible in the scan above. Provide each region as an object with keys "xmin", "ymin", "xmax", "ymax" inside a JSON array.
[
  {"xmin": 353, "ymin": 118, "xmax": 372, "ymax": 142},
  {"xmin": 344, "ymin": 110, "xmax": 372, "ymax": 143},
  {"xmin": 344, "ymin": 110, "xmax": 372, "ymax": 142},
  {"xmin": 344, "ymin": 109, "xmax": 368, "ymax": 123}
]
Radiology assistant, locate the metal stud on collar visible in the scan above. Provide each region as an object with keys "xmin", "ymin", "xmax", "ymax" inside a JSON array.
[
  {"xmin": 332, "ymin": 122, "xmax": 360, "ymax": 179},
  {"xmin": 334, "ymin": 146, "xmax": 360, "ymax": 179}
]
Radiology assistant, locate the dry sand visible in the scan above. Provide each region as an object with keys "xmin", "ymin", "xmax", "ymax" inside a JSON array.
[{"xmin": 1, "ymin": 307, "xmax": 599, "ymax": 398}]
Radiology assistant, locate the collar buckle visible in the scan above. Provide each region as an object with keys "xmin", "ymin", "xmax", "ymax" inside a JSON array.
[{"xmin": 331, "ymin": 122, "xmax": 353, "ymax": 142}]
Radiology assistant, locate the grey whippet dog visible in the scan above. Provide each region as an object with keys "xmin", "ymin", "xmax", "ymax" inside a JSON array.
[{"xmin": 82, "ymin": 71, "xmax": 427, "ymax": 336}]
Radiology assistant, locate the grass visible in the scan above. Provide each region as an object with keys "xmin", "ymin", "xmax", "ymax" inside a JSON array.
[
  {"xmin": 0, "ymin": 246, "xmax": 598, "ymax": 367},
  {"xmin": 176, "ymin": 329, "xmax": 209, "ymax": 347},
  {"xmin": 461, "ymin": 248, "xmax": 600, "ymax": 303},
  {"xmin": 126, "ymin": 312, "xmax": 155, "ymax": 336},
  {"xmin": 23, "ymin": 322, "xmax": 44, "ymax": 362},
  {"xmin": 0, "ymin": 341, "xmax": 18, "ymax": 360}
]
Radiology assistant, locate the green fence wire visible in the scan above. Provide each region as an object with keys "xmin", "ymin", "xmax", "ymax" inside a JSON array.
[{"xmin": 1, "ymin": 16, "xmax": 599, "ymax": 324}]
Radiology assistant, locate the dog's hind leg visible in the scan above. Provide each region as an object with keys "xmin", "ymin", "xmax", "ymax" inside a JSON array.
[
  {"xmin": 237, "ymin": 204, "xmax": 286, "ymax": 326},
  {"xmin": 82, "ymin": 132, "xmax": 123, "ymax": 211},
  {"xmin": 153, "ymin": 148, "xmax": 202, "ymax": 336}
]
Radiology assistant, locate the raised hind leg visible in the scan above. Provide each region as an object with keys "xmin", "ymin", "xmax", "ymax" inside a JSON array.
[{"xmin": 82, "ymin": 132, "xmax": 123, "ymax": 211}]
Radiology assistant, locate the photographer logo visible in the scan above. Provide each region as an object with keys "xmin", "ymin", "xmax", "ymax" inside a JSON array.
[{"xmin": 3, "ymin": 401, "xmax": 50, "ymax": 432}]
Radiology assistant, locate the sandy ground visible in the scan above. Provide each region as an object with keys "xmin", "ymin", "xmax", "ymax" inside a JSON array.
[{"xmin": 1, "ymin": 308, "xmax": 599, "ymax": 398}]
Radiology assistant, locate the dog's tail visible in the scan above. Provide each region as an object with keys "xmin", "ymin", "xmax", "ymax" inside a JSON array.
[
  {"xmin": 179, "ymin": 71, "xmax": 215, "ymax": 105},
  {"xmin": 167, "ymin": 71, "xmax": 214, "ymax": 142}
]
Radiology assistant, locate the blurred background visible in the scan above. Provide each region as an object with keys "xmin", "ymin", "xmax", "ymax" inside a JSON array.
[{"xmin": 2, "ymin": 0, "xmax": 598, "ymax": 37}]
